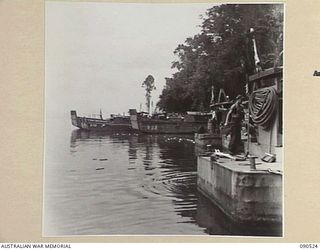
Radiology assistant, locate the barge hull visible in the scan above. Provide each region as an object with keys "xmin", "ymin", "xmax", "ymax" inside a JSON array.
[
  {"xmin": 197, "ymin": 156, "xmax": 282, "ymax": 224},
  {"xmin": 71, "ymin": 110, "xmax": 132, "ymax": 131},
  {"xmin": 132, "ymin": 121, "xmax": 208, "ymax": 134},
  {"xmin": 129, "ymin": 109, "xmax": 209, "ymax": 134}
]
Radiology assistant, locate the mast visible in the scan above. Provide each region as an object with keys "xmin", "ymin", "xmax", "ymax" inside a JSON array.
[
  {"xmin": 210, "ymin": 85, "xmax": 215, "ymax": 105},
  {"xmin": 250, "ymin": 28, "xmax": 262, "ymax": 73}
]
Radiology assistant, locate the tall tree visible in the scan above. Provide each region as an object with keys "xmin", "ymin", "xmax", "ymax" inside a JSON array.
[
  {"xmin": 157, "ymin": 4, "xmax": 283, "ymax": 113},
  {"xmin": 142, "ymin": 75, "xmax": 156, "ymax": 114}
]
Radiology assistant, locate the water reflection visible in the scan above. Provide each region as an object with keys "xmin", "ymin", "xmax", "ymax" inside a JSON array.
[{"xmin": 45, "ymin": 129, "xmax": 282, "ymax": 236}]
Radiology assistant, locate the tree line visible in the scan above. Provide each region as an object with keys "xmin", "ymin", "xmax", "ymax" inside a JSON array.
[{"xmin": 156, "ymin": 4, "xmax": 283, "ymax": 113}]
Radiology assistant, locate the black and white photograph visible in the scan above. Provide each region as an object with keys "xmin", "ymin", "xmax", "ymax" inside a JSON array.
[{"xmin": 44, "ymin": 2, "xmax": 284, "ymax": 236}]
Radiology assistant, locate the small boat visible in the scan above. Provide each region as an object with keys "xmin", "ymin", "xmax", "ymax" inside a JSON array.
[
  {"xmin": 70, "ymin": 110, "xmax": 131, "ymax": 131},
  {"xmin": 129, "ymin": 109, "xmax": 211, "ymax": 134}
]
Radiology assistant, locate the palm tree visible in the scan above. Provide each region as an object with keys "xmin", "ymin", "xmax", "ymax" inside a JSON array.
[{"xmin": 141, "ymin": 75, "xmax": 156, "ymax": 114}]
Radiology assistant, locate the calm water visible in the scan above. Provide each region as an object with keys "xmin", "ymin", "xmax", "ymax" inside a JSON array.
[{"xmin": 44, "ymin": 121, "xmax": 282, "ymax": 236}]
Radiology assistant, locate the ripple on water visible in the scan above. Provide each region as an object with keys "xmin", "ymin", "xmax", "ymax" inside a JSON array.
[{"xmin": 44, "ymin": 131, "xmax": 281, "ymax": 236}]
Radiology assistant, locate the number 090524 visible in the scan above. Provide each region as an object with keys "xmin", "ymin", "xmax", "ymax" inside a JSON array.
[{"xmin": 300, "ymin": 244, "xmax": 318, "ymax": 248}]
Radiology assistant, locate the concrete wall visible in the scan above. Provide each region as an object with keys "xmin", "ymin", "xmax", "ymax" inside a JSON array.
[{"xmin": 197, "ymin": 156, "xmax": 282, "ymax": 223}]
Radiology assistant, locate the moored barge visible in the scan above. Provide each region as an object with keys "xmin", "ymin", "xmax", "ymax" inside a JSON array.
[
  {"xmin": 129, "ymin": 109, "xmax": 211, "ymax": 134},
  {"xmin": 71, "ymin": 110, "xmax": 131, "ymax": 131}
]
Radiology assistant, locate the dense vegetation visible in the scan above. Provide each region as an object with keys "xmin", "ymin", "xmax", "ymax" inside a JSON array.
[{"xmin": 157, "ymin": 4, "xmax": 283, "ymax": 113}]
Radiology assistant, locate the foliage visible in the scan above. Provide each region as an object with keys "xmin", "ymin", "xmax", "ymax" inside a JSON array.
[
  {"xmin": 157, "ymin": 4, "xmax": 283, "ymax": 112},
  {"xmin": 142, "ymin": 75, "xmax": 156, "ymax": 113}
]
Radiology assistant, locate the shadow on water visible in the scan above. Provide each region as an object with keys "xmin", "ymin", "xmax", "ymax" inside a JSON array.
[{"xmin": 69, "ymin": 129, "xmax": 282, "ymax": 236}]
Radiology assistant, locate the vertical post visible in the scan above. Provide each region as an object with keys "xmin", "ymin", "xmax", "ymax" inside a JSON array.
[
  {"xmin": 249, "ymin": 156, "xmax": 257, "ymax": 170},
  {"xmin": 246, "ymin": 75, "xmax": 250, "ymax": 155}
]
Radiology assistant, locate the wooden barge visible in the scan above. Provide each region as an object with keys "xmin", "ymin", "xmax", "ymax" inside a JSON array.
[
  {"xmin": 70, "ymin": 110, "xmax": 131, "ymax": 131},
  {"xmin": 129, "ymin": 109, "xmax": 211, "ymax": 134}
]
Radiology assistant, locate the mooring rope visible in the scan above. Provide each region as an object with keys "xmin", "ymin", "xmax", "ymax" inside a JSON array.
[{"xmin": 249, "ymin": 86, "xmax": 278, "ymax": 129}]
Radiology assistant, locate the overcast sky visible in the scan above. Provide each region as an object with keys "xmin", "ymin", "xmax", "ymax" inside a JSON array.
[{"xmin": 46, "ymin": 2, "xmax": 214, "ymax": 120}]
